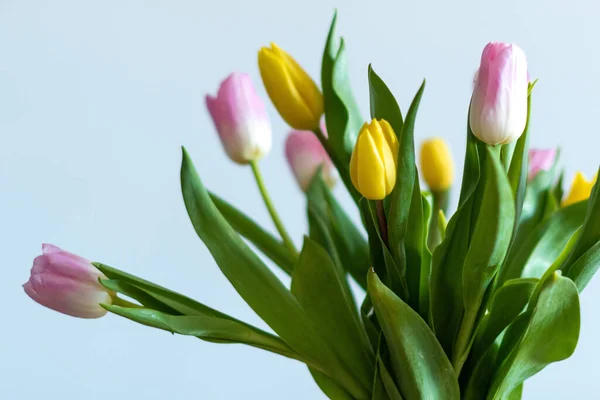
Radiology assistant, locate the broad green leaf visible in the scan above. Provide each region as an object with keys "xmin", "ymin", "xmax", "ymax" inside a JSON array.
[
  {"xmin": 367, "ymin": 65, "xmax": 403, "ymax": 134},
  {"xmin": 462, "ymin": 146, "xmax": 515, "ymax": 310},
  {"xmin": 405, "ymin": 171, "xmax": 426, "ymax": 313},
  {"xmin": 498, "ymin": 200, "xmax": 588, "ymax": 285},
  {"xmin": 506, "ymin": 385, "xmax": 523, "ymax": 400},
  {"xmin": 430, "ymin": 120, "xmax": 481, "ymax": 356},
  {"xmin": 310, "ymin": 368, "xmax": 354, "ymax": 400},
  {"xmin": 377, "ymin": 358, "xmax": 403, "ymax": 400},
  {"xmin": 562, "ymin": 172, "xmax": 600, "ymax": 276},
  {"xmin": 103, "ymin": 305, "xmax": 301, "ymax": 361},
  {"xmin": 307, "ymin": 174, "xmax": 370, "ymax": 290},
  {"xmin": 387, "ymin": 81, "xmax": 426, "ymax": 273},
  {"xmin": 291, "ymin": 238, "xmax": 374, "ymax": 393},
  {"xmin": 359, "ymin": 198, "xmax": 387, "ymax": 284},
  {"xmin": 180, "ymin": 148, "xmax": 362, "ymax": 396},
  {"xmin": 210, "ymin": 193, "xmax": 295, "ymax": 274},
  {"xmin": 368, "ymin": 270, "xmax": 460, "ymax": 400},
  {"xmin": 487, "ymin": 272, "xmax": 580, "ymax": 399},
  {"xmin": 321, "ymin": 11, "xmax": 363, "ymax": 202},
  {"xmin": 507, "ymin": 86, "xmax": 533, "ymax": 225},
  {"xmin": 566, "ymin": 239, "xmax": 600, "ymax": 291},
  {"xmin": 472, "ymin": 278, "xmax": 537, "ymax": 359},
  {"xmin": 462, "ymin": 344, "xmax": 498, "ymax": 400}
]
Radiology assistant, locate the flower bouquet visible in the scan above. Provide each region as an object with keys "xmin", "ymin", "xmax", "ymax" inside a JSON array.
[{"xmin": 24, "ymin": 11, "xmax": 600, "ymax": 400}]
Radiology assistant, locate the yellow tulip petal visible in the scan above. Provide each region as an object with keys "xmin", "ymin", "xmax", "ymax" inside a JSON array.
[
  {"xmin": 379, "ymin": 119, "xmax": 399, "ymax": 164},
  {"xmin": 420, "ymin": 138, "xmax": 454, "ymax": 191},
  {"xmin": 563, "ymin": 172, "xmax": 595, "ymax": 207},
  {"xmin": 258, "ymin": 45, "xmax": 314, "ymax": 129},
  {"xmin": 357, "ymin": 132, "xmax": 386, "ymax": 199}
]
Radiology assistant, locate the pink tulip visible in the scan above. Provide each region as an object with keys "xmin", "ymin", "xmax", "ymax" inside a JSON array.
[
  {"xmin": 206, "ymin": 72, "xmax": 272, "ymax": 164},
  {"xmin": 285, "ymin": 126, "xmax": 337, "ymax": 192},
  {"xmin": 528, "ymin": 148, "xmax": 557, "ymax": 181},
  {"xmin": 470, "ymin": 42, "xmax": 529, "ymax": 145},
  {"xmin": 23, "ymin": 244, "xmax": 113, "ymax": 318}
]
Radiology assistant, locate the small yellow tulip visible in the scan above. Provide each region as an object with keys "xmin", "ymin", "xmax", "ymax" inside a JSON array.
[
  {"xmin": 420, "ymin": 138, "xmax": 454, "ymax": 191},
  {"xmin": 350, "ymin": 119, "xmax": 399, "ymax": 200},
  {"xmin": 562, "ymin": 172, "xmax": 597, "ymax": 207},
  {"xmin": 258, "ymin": 43, "xmax": 324, "ymax": 130}
]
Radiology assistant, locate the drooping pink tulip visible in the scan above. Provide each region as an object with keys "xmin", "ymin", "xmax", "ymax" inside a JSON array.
[
  {"xmin": 285, "ymin": 126, "xmax": 337, "ymax": 192},
  {"xmin": 206, "ymin": 72, "xmax": 272, "ymax": 164},
  {"xmin": 23, "ymin": 244, "xmax": 113, "ymax": 318},
  {"xmin": 528, "ymin": 148, "xmax": 557, "ymax": 181},
  {"xmin": 470, "ymin": 42, "xmax": 529, "ymax": 145}
]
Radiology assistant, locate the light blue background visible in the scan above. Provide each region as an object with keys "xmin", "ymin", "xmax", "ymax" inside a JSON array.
[{"xmin": 2, "ymin": 0, "xmax": 599, "ymax": 398}]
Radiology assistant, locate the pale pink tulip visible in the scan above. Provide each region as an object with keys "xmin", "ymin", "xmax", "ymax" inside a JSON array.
[
  {"xmin": 285, "ymin": 126, "xmax": 337, "ymax": 192},
  {"xmin": 206, "ymin": 73, "xmax": 272, "ymax": 164},
  {"xmin": 528, "ymin": 148, "xmax": 556, "ymax": 181},
  {"xmin": 23, "ymin": 244, "xmax": 113, "ymax": 318},
  {"xmin": 470, "ymin": 42, "xmax": 528, "ymax": 144}
]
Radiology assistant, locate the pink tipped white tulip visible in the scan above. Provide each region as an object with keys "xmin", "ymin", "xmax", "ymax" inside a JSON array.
[
  {"xmin": 285, "ymin": 127, "xmax": 337, "ymax": 192},
  {"xmin": 23, "ymin": 244, "xmax": 113, "ymax": 318},
  {"xmin": 470, "ymin": 42, "xmax": 529, "ymax": 145},
  {"xmin": 206, "ymin": 72, "xmax": 272, "ymax": 164},
  {"xmin": 528, "ymin": 148, "xmax": 557, "ymax": 181}
]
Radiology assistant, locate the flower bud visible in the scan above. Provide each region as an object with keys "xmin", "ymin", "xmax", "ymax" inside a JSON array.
[
  {"xmin": 23, "ymin": 244, "xmax": 113, "ymax": 318},
  {"xmin": 528, "ymin": 148, "xmax": 556, "ymax": 181},
  {"xmin": 470, "ymin": 42, "xmax": 528, "ymax": 145},
  {"xmin": 206, "ymin": 73, "xmax": 272, "ymax": 164},
  {"xmin": 350, "ymin": 119, "xmax": 398, "ymax": 200},
  {"xmin": 285, "ymin": 126, "xmax": 337, "ymax": 192},
  {"xmin": 258, "ymin": 43, "xmax": 324, "ymax": 130},
  {"xmin": 420, "ymin": 138, "xmax": 454, "ymax": 192},
  {"xmin": 563, "ymin": 172, "xmax": 597, "ymax": 207}
]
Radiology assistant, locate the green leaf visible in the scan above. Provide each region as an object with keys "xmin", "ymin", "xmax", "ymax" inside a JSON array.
[
  {"xmin": 472, "ymin": 278, "xmax": 537, "ymax": 359},
  {"xmin": 498, "ymin": 200, "xmax": 588, "ymax": 284},
  {"xmin": 565, "ymin": 239, "xmax": 600, "ymax": 291},
  {"xmin": 180, "ymin": 148, "xmax": 363, "ymax": 396},
  {"xmin": 100, "ymin": 278, "xmax": 180, "ymax": 315},
  {"xmin": 420, "ymin": 193, "xmax": 433, "ymax": 321},
  {"xmin": 387, "ymin": 81, "xmax": 426, "ymax": 273},
  {"xmin": 405, "ymin": 172, "xmax": 426, "ymax": 313},
  {"xmin": 307, "ymin": 174, "xmax": 370, "ymax": 290},
  {"xmin": 376, "ymin": 358, "xmax": 403, "ymax": 400},
  {"xmin": 321, "ymin": 11, "xmax": 363, "ymax": 202},
  {"xmin": 209, "ymin": 193, "xmax": 296, "ymax": 274},
  {"xmin": 430, "ymin": 120, "xmax": 481, "ymax": 355},
  {"xmin": 95, "ymin": 262, "xmax": 236, "ymax": 319},
  {"xmin": 310, "ymin": 368, "xmax": 354, "ymax": 400},
  {"xmin": 487, "ymin": 272, "xmax": 580, "ymax": 399},
  {"xmin": 367, "ymin": 65, "xmax": 403, "ymax": 134},
  {"xmin": 292, "ymin": 238, "xmax": 374, "ymax": 394},
  {"xmin": 462, "ymin": 146, "xmax": 515, "ymax": 310},
  {"xmin": 368, "ymin": 270, "xmax": 460, "ymax": 400},
  {"xmin": 103, "ymin": 305, "xmax": 301, "ymax": 360},
  {"xmin": 507, "ymin": 86, "xmax": 533, "ymax": 225}
]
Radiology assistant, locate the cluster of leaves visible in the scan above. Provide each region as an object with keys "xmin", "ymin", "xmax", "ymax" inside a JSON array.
[{"xmin": 97, "ymin": 12, "xmax": 600, "ymax": 400}]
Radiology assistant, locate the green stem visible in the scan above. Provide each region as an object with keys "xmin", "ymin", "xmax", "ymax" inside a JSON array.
[{"xmin": 250, "ymin": 161, "xmax": 298, "ymax": 257}]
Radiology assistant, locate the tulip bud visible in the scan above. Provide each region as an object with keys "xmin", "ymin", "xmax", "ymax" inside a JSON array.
[
  {"xmin": 23, "ymin": 244, "xmax": 113, "ymax": 318},
  {"xmin": 420, "ymin": 138, "xmax": 454, "ymax": 192},
  {"xmin": 528, "ymin": 148, "xmax": 557, "ymax": 181},
  {"xmin": 470, "ymin": 42, "xmax": 528, "ymax": 145},
  {"xmin": 258, "ymin": 43, "xmax": 324, "ymax": 130},
  {"xmin": 350, "ymin": 119, "xmax": 399, "ymax": 200},
  {"xmin": 206, "ymin": 73, "xmax": 272, "ymax": 164},
  {"xmin": 563, "ymin": 172, "xmax": 597, "ymax": 207},
  {"xmin": 285, "ymin": 126, "xmax": 337, "ymax": 192}
]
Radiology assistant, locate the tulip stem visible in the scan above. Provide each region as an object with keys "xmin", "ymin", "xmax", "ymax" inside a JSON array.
[
  {"xmin": 112, "ymin": 296, "xmax": 143, "ymax": 309},
  {"xmin": 250, "ymin": 161, "xmax": 298, "ymax": 257},
  {"xmin": 427, "ymin": 190, "xmax": 449, "ymax": 251},
  {"xmin": 375, "ymin": 200, "xmax": 388, "ymax": 244}
]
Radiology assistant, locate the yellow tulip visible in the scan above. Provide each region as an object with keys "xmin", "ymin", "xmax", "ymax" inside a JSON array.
[
  {"xmin": 562, "ymin": 172, "xmax": 597, "ymax": 207},
  {"xmin": 350, "ymin": 119, "xmax": 399, "ymax": 200},
  {"xmin": 258, "ymin": 43, "xmax": 324, "ymax": 130},
  {"xmin": 420, "ymin": 138, "xmax": 454, "ymax": 191}
]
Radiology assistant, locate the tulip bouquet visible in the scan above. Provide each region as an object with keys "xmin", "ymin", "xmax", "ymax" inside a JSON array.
[{"xmin": 24, "ymin": 12, "xmax": 600, "ymax": 400}]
